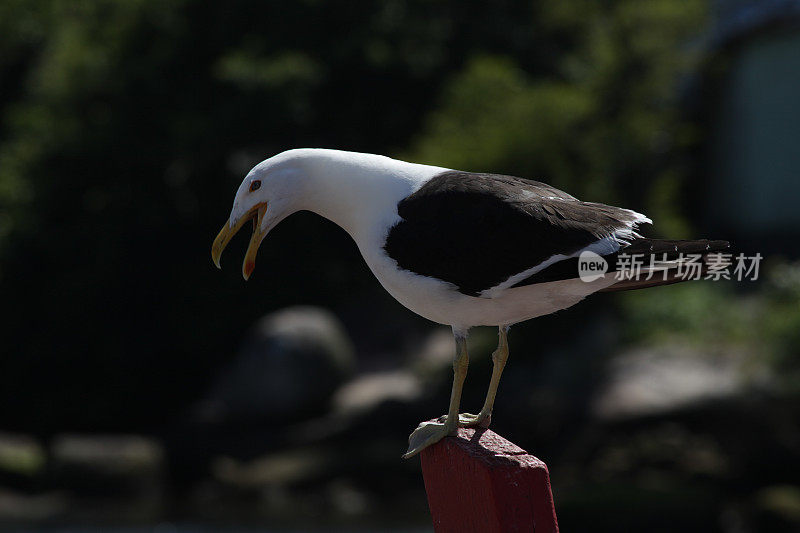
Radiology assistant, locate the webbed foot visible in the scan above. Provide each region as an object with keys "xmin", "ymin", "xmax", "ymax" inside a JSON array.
[
  {"xmin": 402, "ymin": 417, "xmax": 458, "ymax": 459},
  {"xmin": 457, "ymin": 411, "xmax": 492, "ymax": 428}
]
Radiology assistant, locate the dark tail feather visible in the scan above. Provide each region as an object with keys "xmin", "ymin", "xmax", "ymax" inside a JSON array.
[{"xmin": 599, "ymin": 238, "xmax": 731, "ymax": 292}]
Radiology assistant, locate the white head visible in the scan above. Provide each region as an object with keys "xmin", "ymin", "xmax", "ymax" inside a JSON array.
[
  {"xmin": 211, "ymin": 149, "xmax": 316, "ymax": 280},
  {"xmin": 211, "ymin": 148, "xmax": 442, "ymax": 280}
]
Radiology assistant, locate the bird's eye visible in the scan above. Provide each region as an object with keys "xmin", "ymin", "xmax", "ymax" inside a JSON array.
[{"xmin": 249, "ymin": 180, "xmax": 261, "ymax": 192}]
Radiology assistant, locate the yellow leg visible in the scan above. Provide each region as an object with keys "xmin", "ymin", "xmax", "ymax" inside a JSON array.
[
  {"xmin": 459, "ymin": 325, "xmax": 509, "ymax": 428},
  {"xmin": 403, "ymin": 332, "xmax": 469, "ymax": 458}
]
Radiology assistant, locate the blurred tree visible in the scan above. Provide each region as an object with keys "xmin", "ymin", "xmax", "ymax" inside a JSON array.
[
  {"xmin": 0, "ymin": 0, "xmax": 708, "ymax": 433},
  {"xmin": 408, "ymin": 0, "xmax": 707, "ymax": 235}
]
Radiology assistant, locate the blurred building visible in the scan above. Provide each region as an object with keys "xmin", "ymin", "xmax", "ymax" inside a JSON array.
[{"xmin": 704, "ymin": 0, "xmax": 800, "ymax": 253}]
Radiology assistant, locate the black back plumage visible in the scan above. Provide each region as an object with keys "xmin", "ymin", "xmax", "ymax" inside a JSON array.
[{"xmin": 383, "ymin": 171, "xmax": 647, "ymax": 296}]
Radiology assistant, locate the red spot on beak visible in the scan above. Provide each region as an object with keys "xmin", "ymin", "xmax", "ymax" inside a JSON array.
[{"xmin": 243, "ymin": 260, "xmax": 255, "ymax": 280}]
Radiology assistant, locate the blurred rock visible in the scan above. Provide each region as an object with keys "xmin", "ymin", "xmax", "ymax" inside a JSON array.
[
  {"xmin": 754, "ymin": 485, "xmax": 800, "ymax": 529},
  {"xmin": 408, "ymin": 326, "xmax": 495, "ymax": 385},
  {"xmin": 409, "ymin": 327, "xmax": 454, "ymax": 374},
  {"xmin": 593, "ymin": 343, "xmax": 768, "ymax": 420},
  {"xmin": 211, "ymin": 447, "xmax": 334, "ymax": 488},
  {"xmin": 332, "ymin": 370, "xmax": 422, "ymax": 415},
  {"xmin": 201, "ymin": 306, "xmax": 355, "ymax": 423},
  {"xmin": 0, "ymin": 488, "xmax": 66, "ymax": 522},
  {"xmin": 50, "ymin": 434, "xmax": 164, "ymax": 498},
  {"xmin": 326, "ymin": 478, "xmax": 370, "ymax": 517}
]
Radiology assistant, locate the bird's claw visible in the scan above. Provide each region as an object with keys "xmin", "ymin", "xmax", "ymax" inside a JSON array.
[{"xmin": 457, "ymin": 411, "xmax": 492, "ymax": 428}]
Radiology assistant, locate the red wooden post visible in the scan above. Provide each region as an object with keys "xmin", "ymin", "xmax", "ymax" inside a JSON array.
[{"xmin": 420, "ymin": 426, "xmax": 559, "ymax": 533}]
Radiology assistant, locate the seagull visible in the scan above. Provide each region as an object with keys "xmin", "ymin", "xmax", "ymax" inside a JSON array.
[{"xmin": 211, "ymin": 148, "xmax": 729, "ymax": 458}]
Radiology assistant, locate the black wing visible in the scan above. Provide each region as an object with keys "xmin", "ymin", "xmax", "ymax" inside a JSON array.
[{"xmin": 383, "ymin": 171, "xmax": 646, "ymax": 296}]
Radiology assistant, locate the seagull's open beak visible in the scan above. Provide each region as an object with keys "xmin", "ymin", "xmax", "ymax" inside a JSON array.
[{"xmin": 211, "ymin": 202, "xmax": 268, "ymax": 280}]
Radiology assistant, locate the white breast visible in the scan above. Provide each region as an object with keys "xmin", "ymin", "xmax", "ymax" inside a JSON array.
[{"xmin": 360, "ymin": 242, "xmax": 617, "ymax": 331}]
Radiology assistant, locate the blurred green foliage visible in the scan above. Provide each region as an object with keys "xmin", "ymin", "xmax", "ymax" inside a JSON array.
[
  {"xmin": 408, "ymin": 0, "xmax": 706, "ymax": 238},
  {"xmin": 0, "ymin": 435, "xmax": 45, "ymax": 476},
  {"xmin": 0, "ymin": 0, "xmax": 730, "ymax": 431}
]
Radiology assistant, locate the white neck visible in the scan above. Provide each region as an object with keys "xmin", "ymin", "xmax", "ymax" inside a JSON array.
[{"xmin": 290, "ymin": 150, "xmax": 447, "ymax": 244}]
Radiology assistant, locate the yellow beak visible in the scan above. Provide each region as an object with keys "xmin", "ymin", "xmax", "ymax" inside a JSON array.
[{"xmin": 211, "ymin": 202, "xmax": 268, "ymax": 280}]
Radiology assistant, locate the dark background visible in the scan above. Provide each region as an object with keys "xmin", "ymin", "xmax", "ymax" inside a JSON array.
[{"xmin": 1, "ymin": 1, "xmax": 799, "ymax": 531}]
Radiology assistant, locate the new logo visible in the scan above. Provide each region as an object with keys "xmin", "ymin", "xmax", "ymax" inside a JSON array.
[{"xmin": 578, "ymin": 251, "xmax": 608, "ymax": 282}]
